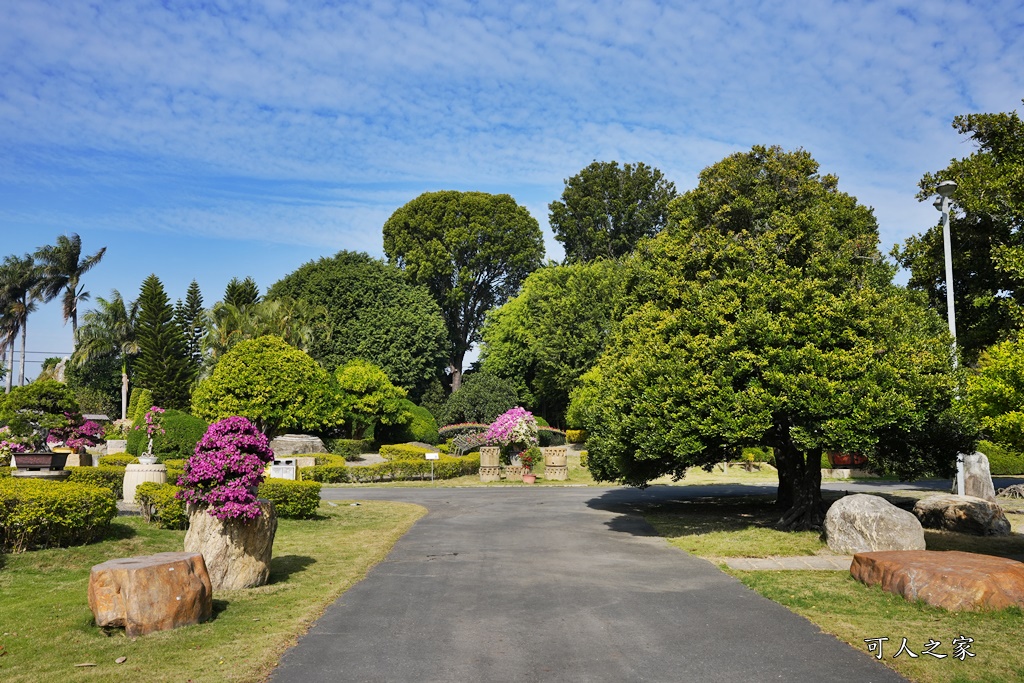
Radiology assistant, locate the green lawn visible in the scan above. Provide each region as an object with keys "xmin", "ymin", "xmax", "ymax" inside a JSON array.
[{"xmin": 0, "ymin": 500, "xmax": 425, "ymax": 683}]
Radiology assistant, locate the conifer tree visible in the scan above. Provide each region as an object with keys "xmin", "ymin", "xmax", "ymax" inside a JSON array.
[
  {"xmin": 174, "ymin": 280, "xmax": 205, "ymax": 372},
  {"xmin": 223, "ymin": 276, "xmax": 261, "ymax": 309},
  {"xmin": 134, "ymin": 274, "xmax": 195, "ymax": 409}
]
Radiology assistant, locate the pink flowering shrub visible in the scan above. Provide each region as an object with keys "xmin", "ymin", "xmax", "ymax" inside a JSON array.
[
  {"xmin": 46, "ymin": 414, "xmax": 105, "ymax": 450},
  {"xmin": 175, "ymin": 416, "xmax": 276, "ymax": 521},
  {"xmin": 485, "ymin": 407, "xmax": 538, "ymax": 450}
]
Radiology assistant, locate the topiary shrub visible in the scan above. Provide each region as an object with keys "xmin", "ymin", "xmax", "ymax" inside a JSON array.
[
  {"xmin": 67, "ymin": 466, "xmax": 127, "ymax": 500},
  {"xmin": 977, "ymin": 440, "xmax": 1024, "ymax": 475},
  {"xmin": 127, "ymin": 409, "xmax": 209, "ymax": 461},
  {"xmin": 346, "ymin": 453, "xmax": 480, "ymax": 483},
  {"xmin": 99, "ymin": 454, "xmax": 138, "ymax": 467},
  {"xmin": 257, "ymin": 479, "xmax": 322, "ymax": 519},
  {"xmin": 375, "ymin": 400, "xmax": 440, "ymax": 446},
  {"xmin": 136, "ymin": 482, "xmax": 188, "ymax": 529},
  {"xmin": 321, "ymin": 438, "xmax": 373, "ymax": 460},
  {"xmin": 436, "ymin": 372, "xmax": 520, "ymax": 426},
  {"xmin": 0, "ymin": 479, "xmax": 117, "ymax": 552},
  {"xmin": 299, "ymin": 463, "xmax": 350, "ymax": 483},
  {"xmin": 130, "ymin": 388, "xmax": 154, "ymax": 422},
  {"xmin": 379, "ymin": 444, "xmax": 433, "ymax": 460}
]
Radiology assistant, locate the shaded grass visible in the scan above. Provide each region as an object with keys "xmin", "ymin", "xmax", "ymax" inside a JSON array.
[
  {"xmin": 0, "ymin": 500, "xmax": 425, "ymax": 683},
  {"xmin": 730, "ymin": 570, "xmax": 1024, "ymax": 683}
]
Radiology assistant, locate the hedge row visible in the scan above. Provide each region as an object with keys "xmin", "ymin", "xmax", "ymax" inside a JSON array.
[
  {"xmin": 67, "ymin": 466, "xmax": 127, "ymax": 500},
  {"xmin": 136, "ymin": 482, "xmax": 188, "ymax": 530},
  {"xmin": 321, "ymin": 438, "xmax": 373, "ymax": 460},
  {"xmin": 0, "ymin": 478, "xmax": 117, "ymax": 552},
  {"xmin": 258, "ymin": 479, "xmax": 322, "ymax": 519},
  {"xmin": 565, "ymin": 429, "xmax": 587, "ymax": 444},
  {"xmin": 302, "ymin": 453, "xmax": 481, "ymax": 484},
  {"xmin": 379, "ymin": 444, "xmax": 435, "ymax": 460},
  {"xmin": 99, "ymin": 454, "xmax": 138, "ymax": 467}
]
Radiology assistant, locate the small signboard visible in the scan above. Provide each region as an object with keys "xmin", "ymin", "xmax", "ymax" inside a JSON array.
[{"xmin": 425, "ymin": 452, "xmax": 440, "ymax": 460}]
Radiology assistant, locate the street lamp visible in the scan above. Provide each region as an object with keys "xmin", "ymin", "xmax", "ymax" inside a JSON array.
[{"xmin": 934, "ymin": 179, "xmax": 963, "ymax": 494}]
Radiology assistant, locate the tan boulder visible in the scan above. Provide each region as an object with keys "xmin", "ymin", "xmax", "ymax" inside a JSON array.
[
  {"xmin": 913, "ymin": 494, "xmax": 1011, "ymax": 536},
  {"xmin": 851, "ymin": 550, "xmax": 1024, "ymax": 611},
  {"xmin": 88, "ymin": 551, "xmax": 212, "ymax": 636},
  {"xmin": 184, "ymin": 499, "xmax": 277, "ymax": 590},
  {"xmin": 962, "ymin": 452, "xmax": 997, "ymax": 501},
  {"xmin": 823, "ymin": 494, "xmax": 925, "ymax": 554},
  {"xmin": 269, "ymin": 434, "xmax": 326, "ymax": 456}
]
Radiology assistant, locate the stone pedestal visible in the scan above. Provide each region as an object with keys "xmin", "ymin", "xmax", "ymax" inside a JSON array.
[
  {"xmin": 89, "ymin": 551, "xmax": 212, "ymax": 636},
  {"xmin": 479, "ymin": 447, "xmax": 500, "ymax": 468},
  {"xmin": 544, "ymin": 465, "xmax": 568, "ymax": 481},
  {"xmin": 479, "ymin": 465, "xmax": 502, "ymax": 482},
  {"xmin": 66, "ymin": 450, "xmax": 93, "ymax": 468},
  {"xmin": 542, "ymin": 447, "xmax": 568, "ymax": 467},
  {"xmin": 184, "ymin": 500, "xmax": 277, "ymax": 591},
  {"xmin": 123, "ymin": 463, "xmax": 168, "ymax": 503},
  {"xmin": 504, "ymin": 465, "xmax": 527, "ymax": 479}
]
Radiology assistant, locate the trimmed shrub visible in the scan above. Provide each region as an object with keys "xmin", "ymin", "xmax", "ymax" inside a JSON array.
[
  {"xmin": 0, "ymin": 478, "xmax": 117, "ymax": 552},
  {"xmin": 436, "ymin": 372, "xmax": 520, "ymax": 425},
  {"xmin": 258, "ymin": 479, "xmax": 322, "ymax": 519},
  {"xmin": 322, "ymin": 438, "xmax": 373, "ymax": 460},
  {"xmin": 130, "ymin": 388, "xmax": 154, "ymax": 422},
  {"xmin": 67, "ymin": 466, "xmax": 127, "ymax": 500},
  {"xmin": 100, "ymin": 454, "xmax": 138, "ymax": 467},
  {"xmin": 300, "ymin": 463, "xmax": 350, "ymax": 483},
  {"xmin": 0, "ymin": 466, "xmax": 14, "ymax": 478},
  {"xmin": 379, "ymin": 444, "xmax": 433, "ymax": 460},
  {"xmin": 565, "ymin": 429, "xmax": 587, "ymax": 444},
  {"xmin": 376, "ymin": 400, "xmax": 440, "ymax": 445},
  {"xmin": 136, "ymin": 482, "xmax": 188, "ymax": 530},
  {"xmin": 346, "ymin": 453, "xmax": 480, "ymax": 483},
  {"xmin": 538, "ymin": 426, "xmax": 566, "ymax": 447},
  {"xmin": 127, "ymin": 409, "xmax": 209, "ymax": 460},
  {"xmin": 977, "ymin": 440, "xmax": 1024, "ymax": 475}
]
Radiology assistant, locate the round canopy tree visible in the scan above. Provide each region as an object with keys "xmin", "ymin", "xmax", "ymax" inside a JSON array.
[
  {"xmin": 267, "ymin": 251, "xmax": 447, "ymax": 401},
  {"xmin": 191, "ymin": 335, "xmax": 342, "ymax": 437},
  {"xmin": 570, "ymin": 146, "xmax": 975, "ymax": 529}
]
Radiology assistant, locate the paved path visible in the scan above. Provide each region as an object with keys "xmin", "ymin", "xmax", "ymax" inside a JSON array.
[
  {"xmin": 723, "ymin": 555, "xmax": 853, "ymax": 571},
  {"xmin": 270, "ymin": 486, "xmax": 905, "ymax": 682}
]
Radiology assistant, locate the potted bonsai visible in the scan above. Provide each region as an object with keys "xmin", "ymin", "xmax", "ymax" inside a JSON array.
[
  {"xmin": 519, "ymin": 445, "xmax": 542, "ymax": 483},
  {"xmin": 134, "ymin": 406, "xmax": 166, "ymax": 465}
]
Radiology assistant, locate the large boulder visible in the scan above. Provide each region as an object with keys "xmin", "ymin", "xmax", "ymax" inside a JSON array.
[
  {"xmin": 269, "ymin": 433, "xmax": 326, "ymax": 456},
  {"xmin": 823, "ymin": 494, "xmax": 926, "ymax": 554},
  {"xmin": 962, "ymin": 452, "xmax": 997, "ymax": 501},
  {"xmin": 913, "ymin": 494, "xmax": 1011, "ymax": 536},
  {"xmin": 184, "ymin": 499, "xmax": 278, "ymax": 590},
  {"xmin": 88, "ymin": 551, "xmax": 212, "ymax": 636},
  {"xmin": 851, "ymin": 550, "xmax": 1024, "ymax": 611}
]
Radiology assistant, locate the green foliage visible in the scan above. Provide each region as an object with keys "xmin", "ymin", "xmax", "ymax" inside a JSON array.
[
  {"xmin": 130, "ymin": 388, "xmax": 153, "ymax": 422},
  {"xmin": 321, "ymin": 438, "xmax": 373, "ymax": 460},
  {"xmin": 343, "ymin": 453, "xmax": 480, "ymax": 483},
  {"xmin": 374, "ymin": 400, "xmax": 440, "ymax": 445},
  {"xmin": 300, "ymin": 463, "xmax": 350, "ymax": 483},
  {"xmin": 223, "ymin": 276, "xmax": 261, "ymax": 308},
  {"xmin": 418, "ymin": 378, "xmax": 447, "ymax": 419},
  {"xmin": 191, "ymin": 335, "xmax": 342, "ymax": 437},
  {"xmin": 257, "ymin": 479, "xmax": 322, "ymax": 519},
  {"xmin": 334, "ymin": 359, "xmax": 409, "ymax": 439},
  {"xmin": 966, "ymin": 337, "xmax": 1024, "ymax": 453},
  {"xmin": 135, "ymin": 482, "xmax": 188, "ymax": 529},
  {"xmin": 379, "ymin": 444, "xmax": 433, "ymax": 460},
  {"xmin": 520, "ymin": 445, "xmax": 542, "ymax": 469},
  {"xmin": 267, "ymin": 251, "xmax": 447, "ymax": 399},
  {"xmin": 0, "ymin": 380, "xmax": 80, "ymax": 441},
  {"xmin": 174, "ymin": 280, "xmax": 204, "ymax": 374},
  {"xmin": 383, "ymin": 191, "xmax": 545, "ymax": 389},
  {"xmin": 565, "ymin": 429, "xmax": 587, "ymax": 443},
  {"xmin": 549, "ymin": 160, "xmax": 677, "ymax": 263},
  {"xmin": 133, "ymin": 274, "xmax": 195, "ymax": 409},
  {"xmin": 66, "ymin": 465, "xmax": 127, "ymax": 500},
  {"xmin": 894, "ymin": 102, "xmax": 1024, "ymax": 363},
  {"xmin": 71, "ymin": 289, "xmax": 139, "ymax": 421},
  {"xmin": 481, "ymin": 260, "xmax": 625, "ymax": 423},
  {"xmin": 0, "ymin": 478, "xmax": 117, "ymax": 552},
  {"xmin": 570, "ymin": 146, "xmax": 975, "ymax": 528},
  {"xmin": 99, "ymin": 454, "xmax": 138, "ymax": 467},
  {"xmin": 977, "ymin": 440, "xmax": 1024, "ymax": 475},
  {"xmin": 33, "ymin": 232, "xmax": 105, "ymax": 332},
  {"xmin": 127, "ymin": 386, "xmax": 145, "ymax": 422},
  {"xmin": 126, "ymin": 409, "xmax": 208, "ymax": 460},
  {"xmin": 0, "ymin": 466, "xmax": 12, "ymax": 478},
  {"xmin": 436, "ymin": 371, "xmax": 519, "ymax": 426}
]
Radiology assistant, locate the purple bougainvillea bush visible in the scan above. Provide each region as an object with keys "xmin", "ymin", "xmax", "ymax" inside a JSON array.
[{"xmin": 176, "ymin": 416, "xmax": 275, "ymax": 521}]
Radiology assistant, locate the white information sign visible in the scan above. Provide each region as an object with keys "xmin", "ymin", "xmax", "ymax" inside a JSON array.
[{"xmin": 425, "ymin": 452, "xmax": 440, "ymax": 460}]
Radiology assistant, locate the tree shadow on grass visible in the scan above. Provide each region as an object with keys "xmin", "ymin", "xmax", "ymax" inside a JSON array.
[
  {"xmin": 211, "ymin": 598, "xmax": 230, "ymax": 620},
  {"xmin": 101, "ymin": 521, "xmax": 137, "ymax": 541},
  {"xmin": 270, "ymin": 555, "xmax": 316, "ymax": 583}
]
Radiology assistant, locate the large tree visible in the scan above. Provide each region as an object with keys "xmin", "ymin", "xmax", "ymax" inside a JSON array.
[
  {"xmin": 267, "ymin": 251, "xmax": 447, "ymax": 400},
  {"xmin": 480, "ymin": 259, "xmax": 625, "ymax": 424},
  {"xmin": 174, "ymin": 280, "xmax": 204, "ymax": 373},
  {"xmin": 33, "ymin": 233, "xmax": 106, "ymax": 347},
  {"xmin": 72, "ymin": 290, "xmax": 139, "ymax": 419},
  {"xmin": 133, "ymin": 275, "xmax": 195, "ymax": 410},
  {"xmin": 383, "ymin": 191, "xmax": 544, "ymax": 391},
  {"xmin": 570, "ymin": 146, "xmax": 973, "ymax": 529},
  {"xmin": 549, "ymin": 161, "xmax": 677, "ymax": 263},
  {"xmin": 894, "ymin": 102, "xmax": 1024, "ymax": 364},
  {"xmin": 0, "ymin": 254, "xmax": 41, "ymax": 388}
]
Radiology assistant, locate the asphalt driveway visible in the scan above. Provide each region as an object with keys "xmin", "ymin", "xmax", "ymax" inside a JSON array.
[{"xmin": 270, "ymin": 485, "xmax": 905, "ymax": 682}]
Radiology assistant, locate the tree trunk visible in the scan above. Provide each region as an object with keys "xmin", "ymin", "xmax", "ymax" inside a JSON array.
[
  {"xmin": 4, "ymin": 341, "xmax": 12, "ymax": 393},
  {"xmin": 773, "ymin": 435, "xmax": 825, "ymax": 531},
  {"xmin": 19, "ymin": 324, "xmax": 26, "ymax": 387},
  {"xmin": 449, "ymin": 363, "xmax": 463, "ymax": 392}
]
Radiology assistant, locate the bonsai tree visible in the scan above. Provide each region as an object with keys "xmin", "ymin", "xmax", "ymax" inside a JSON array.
[{"xmin": 0, "ymin": 380, "xmax": 80, "ymax": 450}]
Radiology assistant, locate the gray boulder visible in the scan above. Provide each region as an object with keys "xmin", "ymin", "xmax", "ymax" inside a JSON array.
[
  {"xmin": 913, "ymin": 494, "xmax": 1011, "ymax": 536},
  {"xmin": 184, "ymin": 500, "xmax": 278, "ymax": 590},
  {"xmin": 823, "ymin": 494, "xmax": 926, "ymax": 554},
  {"xmin": 269, "ymin": 433, "xmax": 326, "ymax": 456},
  {"xmin": 962, "ymin": 452, "xmax": 997, "ymax": 502}
]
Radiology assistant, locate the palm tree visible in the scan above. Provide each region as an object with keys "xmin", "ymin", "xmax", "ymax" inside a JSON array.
[
  {"xmin": 0, "ymin": 254, "xmax": 42, "ymax": 388},
  {"xmin": 72, "ymin": 290, "xmax": 139, "ymax": 419},
  {"xmin": 34, "ymin": 233, "xmax": 107, "ymax": 348}
]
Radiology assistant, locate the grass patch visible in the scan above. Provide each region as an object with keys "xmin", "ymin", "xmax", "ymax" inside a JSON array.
[
  {"xmin": 0, "ymin": 500, "xmax": 425, "ymax": 683},
  {"xmin": 730, "ymin": 570, "xmax": 1024, "ymax": 683}
]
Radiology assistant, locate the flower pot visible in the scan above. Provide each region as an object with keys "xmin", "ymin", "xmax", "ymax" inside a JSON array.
[
  {"xmin": 522, "ymin": 473, "xmax": 537, "ymax": 484},
  {"xmin": 138, "ymin": 454, "xmax": 159, "ymax": 465},
  {"xmin": 826, "ymin": 452, "xmax": 867, "ymax": 468},
  {"xmin": 14, "ymin": 452, "xmax": 68, "ymax": 471}
]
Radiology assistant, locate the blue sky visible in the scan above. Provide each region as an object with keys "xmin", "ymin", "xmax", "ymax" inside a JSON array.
[{"xmin": 1, "ymin": 0, "xmax": 1023, "ymax": 380}]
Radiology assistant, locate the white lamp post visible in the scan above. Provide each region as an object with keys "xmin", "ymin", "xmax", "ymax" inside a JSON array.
[{"xmin": 934, "ymin": 179, "xmax": 964, "ymax": 495}]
